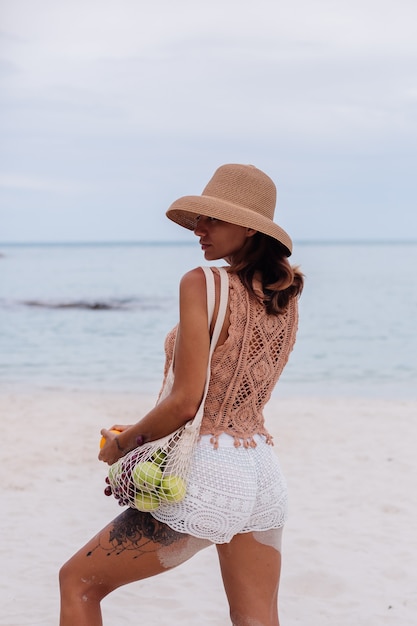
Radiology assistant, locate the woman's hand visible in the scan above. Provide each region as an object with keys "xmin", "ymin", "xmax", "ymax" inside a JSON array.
[
  {"xmin": 98, "ymin": 427, "xmax": 130, "ymax": 465},
  {"xmin": 108, "ymin": 424, "xmax": 131, "ymax": 433}
]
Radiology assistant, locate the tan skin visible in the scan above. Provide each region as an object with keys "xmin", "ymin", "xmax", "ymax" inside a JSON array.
[{"xmin": 59, "ymin": 217, "xmax": 283, "ymax": 626}]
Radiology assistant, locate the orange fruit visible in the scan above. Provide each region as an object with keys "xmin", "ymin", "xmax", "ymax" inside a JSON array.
[{"xmin": 99, "ymin": 429, "xmax": 121, "ymax": 449}]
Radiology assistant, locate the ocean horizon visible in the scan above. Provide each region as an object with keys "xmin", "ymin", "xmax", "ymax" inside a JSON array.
[
  {"xmin": 2, "ymin": 238, "xmax": 417, "ymax": 246},
  {"xmin": 1, "ymin": 240, "xmax": 416, "ymax": 399}
]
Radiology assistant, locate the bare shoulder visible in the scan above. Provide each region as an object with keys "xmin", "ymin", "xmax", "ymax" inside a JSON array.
[
  {"xmin": 178, "ymin": 268, "xmax": 209, "ymax": 329},
  {"xmin": 179, "ymin": 267, "xmax": 207, "ymax": 297},
  {"xmin": 179, "ymin": 266, "xmax": 224, "ymax": 291}
]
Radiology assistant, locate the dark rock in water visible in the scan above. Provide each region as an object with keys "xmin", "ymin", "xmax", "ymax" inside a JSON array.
[
  {"xmin": 23, "ymin": 299, "xmax": 131, "ymax": 310},
  {"xmin": 19, "ymin": 296, "xmax": 167, "ymax": 311}
]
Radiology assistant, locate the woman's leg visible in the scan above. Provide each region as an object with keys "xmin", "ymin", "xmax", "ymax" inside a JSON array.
[
  {"xmin": 59, "ymin": 507, "xmax": 211, "ymax": 626},
  {"xmin": 216, "ymin": 528, "xmax": 283, "ymax": 626}
]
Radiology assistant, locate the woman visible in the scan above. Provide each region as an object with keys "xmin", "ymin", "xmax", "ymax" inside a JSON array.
[{"xmin": 59, "ymin": 163, "xmax": 304, "ymax": 626}]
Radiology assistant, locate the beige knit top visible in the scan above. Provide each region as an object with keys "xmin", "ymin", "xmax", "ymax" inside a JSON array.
[{"xmin": 162, "ymin": 270, "xmax": 299, "ymax": 448}]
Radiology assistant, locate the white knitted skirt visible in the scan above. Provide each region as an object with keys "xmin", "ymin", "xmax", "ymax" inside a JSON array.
[{"xmin": 151, "ymin": 433, "xmax": 288, "ymax": 544}]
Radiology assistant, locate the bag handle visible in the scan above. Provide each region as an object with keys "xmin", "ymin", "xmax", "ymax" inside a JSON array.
[
  {"xmin": 201, "ymin": 266, "xmax": 229, "ymax": 352},
  {"xmin": 189, "ymin": 266, "xmax": 229, "ymax": 430},
  {"xmin": 159, "ymin": 267, "xmax": 229, "ymax": 423}
]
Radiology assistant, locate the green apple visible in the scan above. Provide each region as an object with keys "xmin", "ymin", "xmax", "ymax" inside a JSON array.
[
  {"xmin": 108, "ymin": 464, "xmax": 118, "ymax": 483},
  {"xmin": 134, "ymin": 490, "xmax": 160, "ymax": 512},
  {"xmin": 132, "ymin": 461, "xmax": 163, "ymax": 489},
  {"xmin": 152, "ymin": 449, "xmax": 167, "ymax": 466},
  {"xmin": 160, "ymin": 475, "xmax": 187, "ymax": 502}
]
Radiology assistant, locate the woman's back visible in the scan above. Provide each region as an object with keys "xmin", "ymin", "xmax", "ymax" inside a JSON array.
[{"xmin": 164, "ymin": 270, "xmax": 299, "ymax": 448}]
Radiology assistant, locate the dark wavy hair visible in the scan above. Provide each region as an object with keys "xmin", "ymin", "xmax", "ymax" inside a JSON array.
[{"xmin": 229, "ymin": 232, "xmax": 304, "ymax": 314}]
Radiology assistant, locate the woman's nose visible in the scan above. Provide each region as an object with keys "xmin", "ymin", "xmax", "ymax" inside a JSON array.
[{"xmin": 193, "ymin": 217, "xmax": 207, "ymax": 236}]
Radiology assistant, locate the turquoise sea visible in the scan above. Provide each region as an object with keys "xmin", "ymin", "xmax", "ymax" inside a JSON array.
[{"xmin": 1, "ymin": 241, "xmax": 416, "ymax": 398}]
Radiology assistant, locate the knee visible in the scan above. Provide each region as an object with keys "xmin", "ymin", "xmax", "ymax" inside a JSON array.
[
  {"xmin": 59, "ymin": 558, "xmax": 108, "ymax": 604},
  {"xmin": 59, "ymin": 559, "xmax": 81, "ymax": 599},
  {"xmin": 59, "ymin": 559, "xmax": 75, "ymax": 592}
]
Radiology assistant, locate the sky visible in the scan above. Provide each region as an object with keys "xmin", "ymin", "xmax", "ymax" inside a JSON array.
[{"xmin": 1, "ymin": 0, "xmax": 416, "ymax": 243}]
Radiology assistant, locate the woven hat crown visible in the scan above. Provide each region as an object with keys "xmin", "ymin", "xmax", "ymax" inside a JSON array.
[{"xmin": 202, "ymin": 164, "xmax": 276, "ymax": 220}]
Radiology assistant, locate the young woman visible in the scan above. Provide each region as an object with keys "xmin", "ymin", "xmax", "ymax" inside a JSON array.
[{"xmin": 59, "ymin": 163, "xmax": 304, "ymax": 626}]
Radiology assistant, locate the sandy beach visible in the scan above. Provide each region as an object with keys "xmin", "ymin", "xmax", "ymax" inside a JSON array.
[{"xmin": 1, "ymin": 389, "xmax": 416, "ymax": 625}]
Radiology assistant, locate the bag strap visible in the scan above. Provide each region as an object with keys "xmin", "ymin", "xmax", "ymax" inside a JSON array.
[
  {"xmin": 159, "ymin": 267, "xmax": 229, "ymax": 423},
  {"xmin": 190, "ymin": 266, "xmax": 229, "ymax": 429},
  {"xmin": 201, "ymin": 266, "xmax": 229, "ymax": 353}
]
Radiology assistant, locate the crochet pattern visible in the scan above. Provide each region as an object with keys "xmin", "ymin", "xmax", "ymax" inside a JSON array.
[
  {"xmin": 163, "ymin": 270, "xmax": 299, "ymax": 448},
  {"xmin": 152, "ymin": 434, "xmax": 288, "ymax": 543}
]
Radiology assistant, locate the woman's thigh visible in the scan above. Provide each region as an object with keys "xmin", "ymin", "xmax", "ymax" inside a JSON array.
[
  {"xmin": 216, "ymin": 528, "xmax": 283, "ymax": 626},
  {"xmin": 60, "ymin": 507, "xmax": 212, "ymax": 598}
]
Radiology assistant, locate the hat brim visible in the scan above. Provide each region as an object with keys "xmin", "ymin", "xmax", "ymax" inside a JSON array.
[{"xmin": 166, "ymin": 195, "xmax": 292, "ymax": 256}]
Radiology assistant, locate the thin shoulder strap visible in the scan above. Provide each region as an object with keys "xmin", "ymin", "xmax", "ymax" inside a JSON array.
[
  {"xmin": 200, "ymin": 266, "xmax": 216, "ymax": 329},
  {"xmin": 200, "ymin": 266, "xmax": 229, "ymax": 350},
  {"xmin": 210, "ymin": 267, "xmax": 228, "ymax": 354}
]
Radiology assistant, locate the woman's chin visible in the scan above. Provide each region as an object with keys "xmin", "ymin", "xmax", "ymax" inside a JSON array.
[{"xmin": 202, "ymin": 249, "xmax": 217, "ymax": 261}]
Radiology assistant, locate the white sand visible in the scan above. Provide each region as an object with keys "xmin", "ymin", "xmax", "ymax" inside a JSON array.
[{"xmin": 1, "ymin": 390, "xmax": 416, "ymax": 625}]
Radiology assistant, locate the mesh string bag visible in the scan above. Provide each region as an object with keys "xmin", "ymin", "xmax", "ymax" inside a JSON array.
[{"xmin": 106, "ymin": 266, "xmax": 229, "ymax": 512}]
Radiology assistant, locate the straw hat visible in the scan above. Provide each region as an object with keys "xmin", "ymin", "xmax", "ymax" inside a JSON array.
[{"xmin": 166, "ymin": 163, "xmax": 292, "ymax": 256}]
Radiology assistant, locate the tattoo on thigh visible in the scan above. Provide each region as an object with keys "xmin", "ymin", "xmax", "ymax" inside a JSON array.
[{"xmin": 87, "ymin": 508, "xmax": 184, "ymax": 559}]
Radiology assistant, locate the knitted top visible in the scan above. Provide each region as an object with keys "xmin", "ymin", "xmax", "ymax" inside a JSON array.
[{"xmin": 162, "ymin": 270, "xmax": 299, "ymax": 448}]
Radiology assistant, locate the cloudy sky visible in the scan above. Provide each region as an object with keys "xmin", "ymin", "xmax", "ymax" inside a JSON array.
[{"xmin": 1, "ymin": 0, "xmax": 416, "ymax": 243}]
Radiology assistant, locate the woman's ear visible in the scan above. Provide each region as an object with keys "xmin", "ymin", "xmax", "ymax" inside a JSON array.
[{"xmin": 246, "ymin": 228, "xmax": 257, "ymax": 238}]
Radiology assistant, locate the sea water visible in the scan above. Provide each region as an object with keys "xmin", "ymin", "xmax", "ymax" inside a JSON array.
[{"xmin": 0, "ymin": 241, "xmax": 416, "ymax": 398}]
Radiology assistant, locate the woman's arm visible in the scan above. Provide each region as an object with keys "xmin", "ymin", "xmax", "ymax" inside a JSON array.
[{"xmin": 99, "ymin": 267, "xmax": 211, "ymax": 464}]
